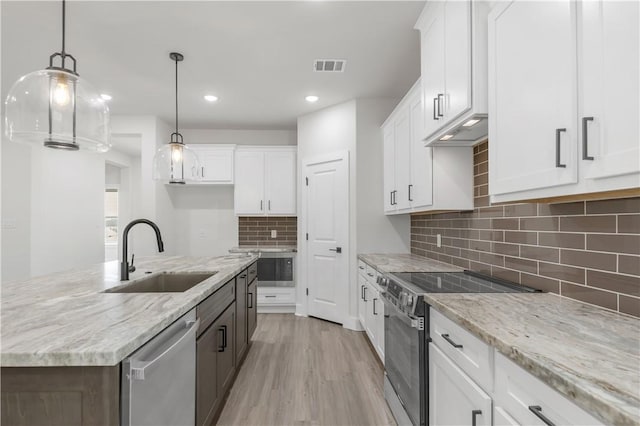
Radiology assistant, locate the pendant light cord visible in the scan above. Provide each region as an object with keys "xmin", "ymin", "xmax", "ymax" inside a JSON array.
[
  {"xmin": 61, "ymin": 0, "xmax": 66, "ymax": 55},
  {"xmin": 175, "ymin": 56, "xmax": 179, "ymax": 137}
]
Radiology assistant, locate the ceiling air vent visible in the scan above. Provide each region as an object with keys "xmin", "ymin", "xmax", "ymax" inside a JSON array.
[{"xmin": 314, "ymin": 59, "xmax": 346, "ymax": 72}]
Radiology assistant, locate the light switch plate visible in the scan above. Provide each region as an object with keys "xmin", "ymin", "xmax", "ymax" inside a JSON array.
[
  {"xmin": 436, "ymin": 234, "xmax": 442, "ymax": 248},
  {"xmin": 271, "ymin": 230, "xmax": 277, "ymax": 238}
]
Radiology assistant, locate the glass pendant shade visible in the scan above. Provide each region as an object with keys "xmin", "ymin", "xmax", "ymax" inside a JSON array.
[
  {"xmin": 153, "ymin": 142, "xmax": 200, "ymax": 184},
  {"xmin": 4, "ymin": 68, "xmax": 110, "ymax": 152}
]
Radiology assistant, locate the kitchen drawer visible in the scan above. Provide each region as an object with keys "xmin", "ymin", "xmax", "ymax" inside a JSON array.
[
  {"xmin": 197, "ymin": 278, "xmax": 235, "ymax": 337},
  {"xmin": 494, "ymin": 352, "xmax": 602, "ymax": 426},
  {"xmin": 430, "ymin": 308, "xmax": 493, "ymax": 391},
  {"xmin": 257, "ymin": 287, "xmax": 295, "ymax": 305},
  {"xmin": 247, "ymin": 261, "xmax": 257, "ymax": 283}
]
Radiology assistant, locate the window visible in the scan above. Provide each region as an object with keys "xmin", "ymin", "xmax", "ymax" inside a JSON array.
[{"xmin": 105, "ymin": 188, "xmax": 118, "ymax": 244}]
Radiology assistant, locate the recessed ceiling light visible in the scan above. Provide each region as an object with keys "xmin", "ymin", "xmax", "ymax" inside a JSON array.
[
  {"xmin": 100, "ymin": 93, "xmax": 112, "ymax": 101},
  {"xmin": 462, "ymin": 118, "xmax": 481, "ymax": 127},
  {"xmin": 204, "ymin": 95, "xmax": 218, "ymax": 102},
  {"xmin": 305, "ymin": 95, "xmax": 319, "ymax": 103}
]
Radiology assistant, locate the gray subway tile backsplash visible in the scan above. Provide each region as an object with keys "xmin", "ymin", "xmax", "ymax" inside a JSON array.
[{"xmin": 410, "ymin": 141, "xmax": 640, "ymax": 317}]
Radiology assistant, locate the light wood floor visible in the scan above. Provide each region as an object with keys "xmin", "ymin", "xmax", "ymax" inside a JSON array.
[{"xmin": 217, "ymin": 314, "xmax": 396, "ymax": 426}]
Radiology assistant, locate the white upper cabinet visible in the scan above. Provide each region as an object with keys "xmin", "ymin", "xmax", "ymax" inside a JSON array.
[
  {"xmin": 415, "ymin": 0, "xmax": 490, "ymax": 147},
  {"xmin": 489, "ymin": 1, "xmax": 578, "ymax": 196},
  {"xmin": 382, "ymin": 80, "xmax": 473, "ymax": 215},
  {"xmin": 234, "ymin": 147, "xmax": 296, "ymax": 216},
  {"xmin": 579, "ymin": 0, "xmax": 640, "ymax": 187},
  {"xmin": 192, "ymin": 145, "xmax": 235, "ymax": 184},
  {"xmin": 264, "ymin": 150, "xmax": 297, "ymax": 215},
  {"xmin": 489, "ymin": 0, "xmax": 640, "ymax": 203}
]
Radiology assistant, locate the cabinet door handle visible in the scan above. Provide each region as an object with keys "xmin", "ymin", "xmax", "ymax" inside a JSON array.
[
  {"xmin": 247, "ymin": 293, "xmax": 253, "ymax": 309},
  {"xmin": 471, "ymin": 409, "xmax": 482, "ymax": 426},
  {"xmin": 260, "ymin": 200, "xmax": 263, "ymax": 211},
  {"xmin": 433, "ymin": 97, "xmax": 439, "ymax": 120},
  {"xmin": 528, "ymin": 406, "xmax": 556, "ymax": 426},
  {"xmin": 268, "ymin": 200, "xmax": 271, "ymax": 211},
  {"xmin": 555, "ymin": 128, "xmax": 567, "ymax": 168},
  {"xmin": 408, "ymin": 184, "xmax": 413, "ymax": 202},
  {"xmin": 441, "ymin": 333, "xmax": 463, "ymax": 349},
  {"xmin": 361, "ymin": 284, "xmax": 365, "ymax": 300},
  {"xmin": 437, "ymin": 93, "xmax": 444, "ymax": 117},
  {"xmin": 218, "ymin": 325, "xmax": 227, "ymax": 352},
  {"xmin": 373, "ymin": 298, "xmax": 378, "ymax": 315},
  {"xmin": 363, "ymin": 287, "xmax": 368, "ymax": 302},
  {"xmin": 201, "ymin": 166, "xmax": 205, "ymax": 178},
  {"xmin": 582, "ymin": 117, "xmax": 594, "ymax": 160}
]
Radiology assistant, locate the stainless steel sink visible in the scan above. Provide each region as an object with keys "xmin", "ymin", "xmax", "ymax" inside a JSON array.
[{"xmin": 105, "ymin": 272, "xmax": 216, "ymax": 293}]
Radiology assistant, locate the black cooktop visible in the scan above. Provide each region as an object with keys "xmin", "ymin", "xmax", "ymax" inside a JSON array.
[{"xmin": 390, "ymin": 271, "xmax": 540, "ymax": 294}]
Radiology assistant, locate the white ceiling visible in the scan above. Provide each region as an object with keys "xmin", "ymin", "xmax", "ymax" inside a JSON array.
[{"xmin": 1, "ymin": 1, "xmax": 423, "ymax": 130}]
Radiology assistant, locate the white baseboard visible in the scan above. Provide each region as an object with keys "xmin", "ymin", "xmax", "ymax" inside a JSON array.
[
  {"xmin": 342, "ymin": 315, "xmax": 364, "ymax": 331},
  {"xmin": 295, "ymin": 303, "xmax": 308, "ymax": 317},
  {"xmin": 257, "ymin": 305, "xmax": 296, "ymax": 314}
]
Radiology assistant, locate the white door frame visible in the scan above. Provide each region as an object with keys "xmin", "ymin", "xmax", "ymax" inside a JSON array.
[{"xmin": 296, "ymin": 150, "xmax": 350, "ymax": 324}]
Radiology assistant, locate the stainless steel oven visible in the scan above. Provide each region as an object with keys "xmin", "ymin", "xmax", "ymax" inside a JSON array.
[
  {"xmin": 381, "ymin": 278, "xmax": 427, "ymax": 426},
  {"xmin": 257, "ymin": 252, "xmax": 294, "ymax": 287}
]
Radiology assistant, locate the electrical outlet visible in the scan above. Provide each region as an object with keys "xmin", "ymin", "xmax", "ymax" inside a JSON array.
[
  {"xmin": 271, "ymin": 230, "xmax": 277, "ymax": 239},
  {"xmin": 198, "ymin": 229, "xmax": 207, "ymax": 239},
  {"xmin": 436, "ymin": 234, "xmax": 442, "ymax": 248}
]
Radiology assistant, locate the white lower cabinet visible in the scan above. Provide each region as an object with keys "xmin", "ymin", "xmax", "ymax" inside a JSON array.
[
  {"xmin": 494, "ymin": 352, "xmax": 602, "ymax": 426},
  {"xmin": 429, "ymin": 343, "xmax": 492, "ymax": 426},
  {"xmin": 357, "ymin": 261, "xmax": 384, "ymax": 363},
  {"xmin": 429, "ymin": 310, "xmax": 603, "ymax": 426}
]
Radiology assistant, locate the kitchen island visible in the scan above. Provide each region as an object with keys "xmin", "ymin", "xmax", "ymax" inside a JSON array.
[{"xmin": 1, "ymin": 254, "xmax": 258, "ymax": 425}]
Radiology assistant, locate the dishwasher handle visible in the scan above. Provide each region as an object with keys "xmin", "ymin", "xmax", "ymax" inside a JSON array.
[{"xmin": 130, "ymin": 318, "xmax": 200, "ymax": 381}]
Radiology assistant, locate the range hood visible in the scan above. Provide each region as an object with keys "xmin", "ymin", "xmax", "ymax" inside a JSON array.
[{"xmin": 424, "ymin": 114, "xmax": 488, "ymax": 147}]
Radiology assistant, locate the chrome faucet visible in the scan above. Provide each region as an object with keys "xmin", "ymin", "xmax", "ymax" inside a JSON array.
[{"xmin": 121, "ymin": 219, "xmax": 165, "ymax": 281}]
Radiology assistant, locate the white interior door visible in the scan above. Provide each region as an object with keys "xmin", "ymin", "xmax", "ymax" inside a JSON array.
[{"xmin": 304, "ymin": 152, "xmax": 349, "ymax": 324}]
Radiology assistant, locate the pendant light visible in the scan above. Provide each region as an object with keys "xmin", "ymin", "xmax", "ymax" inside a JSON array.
[
  {"xmin": 152, "ymin": 52, "xmax": 200, "ymax": 184},
  {"xmin": 4, "ymin": 0, "xmax": 110, "ymax": 152}
]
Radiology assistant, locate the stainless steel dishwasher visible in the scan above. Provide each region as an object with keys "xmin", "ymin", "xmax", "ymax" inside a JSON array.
[{"xmin": 121, "ymin": 309, "xmax": 199, "ymax": 426}]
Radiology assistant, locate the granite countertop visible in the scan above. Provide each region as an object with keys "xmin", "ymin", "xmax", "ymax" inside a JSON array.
[
  {"xmin": 229, "ymin": 245, "xmax": 297, "ymax": 253},
  {"xmin": 426, "ymin": 293, "xmax": 640, "ymax": 425},
  {"xmin": 360, "ymin": 253, "xmax": 639, "ymax": 425},
  {"xmin": 1, "ymin": 254, "xmax": 257, "ymax": 367},
  {"xmin": 358, "ymin": 253, "xmax": 463, "ymax": 273}
]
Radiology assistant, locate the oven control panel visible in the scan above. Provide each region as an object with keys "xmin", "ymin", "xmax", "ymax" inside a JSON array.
[{"xmin": 383, "ymin": 278, "xmax": 418, "ymax": 315}]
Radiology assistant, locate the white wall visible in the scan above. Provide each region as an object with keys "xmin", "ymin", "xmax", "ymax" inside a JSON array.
[
  {"xmin": 180, "ymin": 129, "xmax": 296, "ymax": 147},
  {"xmin": 1, "ymin": 142, "xmax": 31, "ymax": 281},
  {"xmin": 296, "ymin": 99, "xmax": 410, "ymax": 329}
]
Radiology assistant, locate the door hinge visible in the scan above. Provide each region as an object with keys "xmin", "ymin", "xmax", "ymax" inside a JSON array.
[
  {"xmin": 306, "ymin": 288, "xmax": 309, "ymax": 296},
  {"xmin": 305, "ymin": 177, "xmax": 309, "ymax": 186},
  {"xmin": 306, "ymin": 233, "xmax": 309, "ymax": 241}
]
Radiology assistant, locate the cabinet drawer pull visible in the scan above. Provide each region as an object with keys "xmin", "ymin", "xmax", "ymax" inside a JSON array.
[
  {"xmin": 582, "ymin": 117, "xmax": 594, "ymax": 160},
  {"xmin": 555, "ymin": 128, "xmax": 567, "ymax": 168},
  {"xmin": 265, "ymin": 295, "xmax": 277, "ymax": 298},
  {"xmin": 367, "ymin": 273, "xmax": 374, "ymax": 277},
  {"xmin": 359, "ymin": 266, "xmax": 365, "ymax": 270},
  {"xmin": 433, "ymin": 97, "xmax": 439, "ymax": 120},
  {"xmin": 437, "ymin": 93, "xmax": 444, "ymax": 117},
  {"xmin": 471, "ymin": 410, "xmax": 482, "ymax": 426},
  {"xmin": 373, "ymin": 298, "xmax": 378, "ymax": 315},
  {"xmin": 528, "ymin": 406, "xmax": 556, "ymax": 426},
  {"xmin": 441, "ymin": 333, "xmax": 463, "ymax": 349}
]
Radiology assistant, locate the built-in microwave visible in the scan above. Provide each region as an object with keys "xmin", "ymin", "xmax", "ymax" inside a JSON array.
[{"xmin": 257, "ymin": 252, "xmax": 295, "ymax": 287}]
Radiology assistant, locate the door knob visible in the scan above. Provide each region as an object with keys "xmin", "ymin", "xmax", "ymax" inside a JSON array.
[{"xmin": 329, "ymin": 247, "xmax": 342, "ymax": 253}]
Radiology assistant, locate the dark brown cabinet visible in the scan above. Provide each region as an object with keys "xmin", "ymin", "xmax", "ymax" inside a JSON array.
[
  {"xmin": 247, "ymin": 277, "xmax": 258, "ymax": 340},
  {"xmin": 235, "ymin": 272, "xmax": 248, "ymax": 364},
  {"xmin": 196, "ymin": 302, "xmax": 236, "ymax": 426}
]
